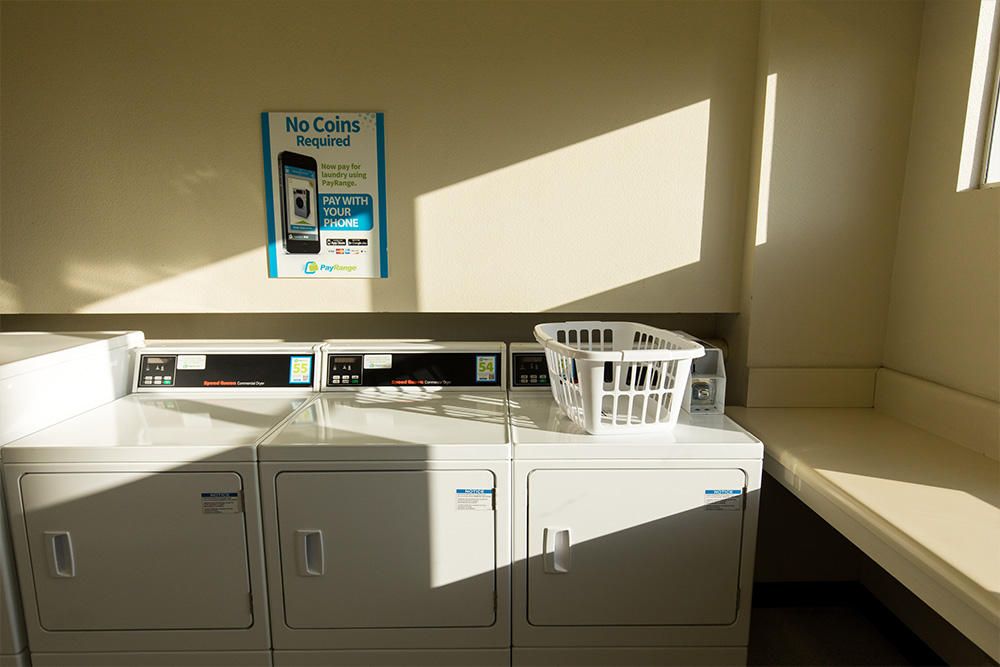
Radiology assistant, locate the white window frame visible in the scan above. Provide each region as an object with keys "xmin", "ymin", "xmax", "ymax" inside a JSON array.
[
  {"xmin": 959, "ymin": 0, "xmax": 1000, "ymax": 190},
  {"xmin": 983, "ymin": 55, "xmax": 1000, "ymax": 186}
]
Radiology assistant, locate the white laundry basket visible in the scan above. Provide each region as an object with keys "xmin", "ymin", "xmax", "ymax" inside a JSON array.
[{"xmin": 534, "ymin": 321, "xmax": 705, "ymax": 434}]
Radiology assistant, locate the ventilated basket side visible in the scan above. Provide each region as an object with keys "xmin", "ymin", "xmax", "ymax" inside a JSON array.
[
  {"xmin": 578, "ymin": 346, "xmax": 698, "ymax": 434},
  {"xmin": 534, "ymin": 321, "xmax": 704, "ymax": 434},
  {"xmin": 542, "ymin": 346, "xmax": 587, "ymax": 428}
]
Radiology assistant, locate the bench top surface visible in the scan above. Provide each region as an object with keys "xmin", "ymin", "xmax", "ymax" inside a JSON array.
[{"xmin": 727, "ymin": 407, "xmax": 999, "ymax": 633}]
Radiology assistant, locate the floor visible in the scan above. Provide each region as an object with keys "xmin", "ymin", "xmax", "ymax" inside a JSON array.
[{"xmin": 747, "ymin": 583, "xmax": 944, "ymax": 666}]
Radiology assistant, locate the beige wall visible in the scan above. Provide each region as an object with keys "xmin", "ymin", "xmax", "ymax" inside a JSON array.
[
  {"xmin": 882, "ymin": 0, "xmax": 1000, "ymax": 402},
  {"xmin": 2, "ymin": 0, "xmax": 998, "ymax": 407},
  {"xmin": 0, "ymin": 0, "xmax": 759, "ymax": 314},
  {"xmin": 723, "ymin": 0, "xmax": 925, "ymax": 407}
]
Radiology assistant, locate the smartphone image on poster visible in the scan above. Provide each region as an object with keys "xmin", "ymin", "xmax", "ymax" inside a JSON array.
[{"xmin": 279, "ymin": 151, "xmax": 321, "ymax": 254}]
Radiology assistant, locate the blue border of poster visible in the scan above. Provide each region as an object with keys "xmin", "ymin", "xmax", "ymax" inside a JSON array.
[{"xmin": 261, "ymin": 112, "xmax": 388, "ymax": 278}]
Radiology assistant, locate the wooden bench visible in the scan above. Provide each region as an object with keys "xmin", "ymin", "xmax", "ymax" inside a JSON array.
[{"xmin": 728, "ymin": 369, "xmax": 999, "ymax": 662}]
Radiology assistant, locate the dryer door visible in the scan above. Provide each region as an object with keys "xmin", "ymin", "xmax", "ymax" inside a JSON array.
[
  {"xmin": 276, "ymin": 470, "xmax": 497, "ymax": 629},
  {"xmin": 527, "ymin": 468, "xmax": 747, "ymax": 626},
  {"xmin": 20, "ymin": 471, "xmax": 253, "ymax": 631}
]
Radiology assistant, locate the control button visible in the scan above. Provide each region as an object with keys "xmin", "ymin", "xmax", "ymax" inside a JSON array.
[
  {"xmin": 331, "ymin": 378, "xmax": 341, "ymax": 384},
  {"xmin": 163, "ymin": 377, "xmax": 172, "ymax": 385}
]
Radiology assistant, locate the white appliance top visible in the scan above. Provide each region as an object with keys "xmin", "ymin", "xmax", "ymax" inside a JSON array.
[
  {"xmin": 508, "ymin": 391, "xmax": 762, "ymax": 460},
  {"xmin": 258, "ymin": 341, "xmax": 509, "ymax": 461},
  {"xmin": 0, "ymin": 331, "xmax": 143, "ymax": 379},
  {"xmin": 1, "ymin": 393, "xmax": 314, "ymax": 464},
  {"xmin": 259, "ymin": 389, "xmax": 511, "ymax": 461}
]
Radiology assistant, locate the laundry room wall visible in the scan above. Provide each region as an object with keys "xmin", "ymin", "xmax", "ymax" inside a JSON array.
[
  {"xmin": 719, "ymin": 0, "xmax": 999, "ymax": 407},
  {"xmin": 3, "ymin": 0, "xmax": 996, "ymax": 410},
  {"xmin": 721, "ymin": 0, "xmax": 926, "ymax": 407},
  {"xmin": 881, "ymin": 0, "xmax": 1000, "ymax": 403},
  {"xmin": 0, "ymin": 0, "xmax": 760, "ymax": 317}
]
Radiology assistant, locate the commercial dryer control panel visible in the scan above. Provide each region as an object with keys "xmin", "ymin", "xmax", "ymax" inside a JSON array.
[
  {"xmin": 509, "ymin": 343, "xmax": 550, "ymax": 390},
  {"xmin": 133, "ymin": 344, "xmax": 321, "ymax": 392},
  {"xmin": 321, "ymin": 342, "xmax": 505, "ymax": 389}
]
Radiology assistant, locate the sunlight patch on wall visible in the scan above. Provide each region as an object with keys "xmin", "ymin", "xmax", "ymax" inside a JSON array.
[
  {"xmin": 413, "ymin": 102, "xmax": 711, "ymax": 312},
  {"xmin": 755, "ymin": 73, "xmax": 778, "ymax": 246},
  {"xmin": 0, "ymin": 279, "xmax": 23, "ymax": 313}
]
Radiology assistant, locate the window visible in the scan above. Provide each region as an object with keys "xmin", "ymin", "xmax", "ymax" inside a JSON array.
[
  {"xmin": 959, "ymin": 0, "xmax": 1000, "ymax": 190},
  {"xmin": 984, "ymin": 60, "xmax": 1000, "ymax": 185}
]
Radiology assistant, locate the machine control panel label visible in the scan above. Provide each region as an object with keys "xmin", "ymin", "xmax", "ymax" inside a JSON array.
[
  {"xmin": 177, "ymin": 355, "xmax": 207, "ymax": 370},
  {"xmin": 363, "ymin": 354, "xmax": 392, "ymax": 369},
  {"xmin": 289, "ymin": 356, "xmax": 313, "ymax": 384},
  {"xmin": 201, "ymin": 492, "xmax": 242, "ymax": 514},
  {"xmin": 328, "ymin": 355, "xmax": 363, "ymax": 385},
  {"xmin": 704, "ymin": 489, "xmax": 743, "ymax": 511},
  {"xmin": 476, "ymin": 355, "xmax": 497, "ymax": 383},
  {"xmin": 140, "ymin": 356, "xmax": 177, "ymax": 387},
  {"xmin": 455, "ymin": 489, "xmax": 493, "ymax": 511},
  {"xmin": 511, "ymin": 352, "xmax": 550, "ymax": 387},
  {"xmin": 137, "ymin": 353, "xmax": 316, "ymax": 389},
  {"xmin": 323, "ymin": 351, "xmax": 503, "ymax": 388}
]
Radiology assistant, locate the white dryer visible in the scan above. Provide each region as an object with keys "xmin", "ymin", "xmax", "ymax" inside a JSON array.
[
  {"xmin": 2, "ymin": 342, "xmax": 320, "ymax": 667},
  {"xmin": 0, "ymin": 331, "xmax": 144, "ymax": 445},
  {"xmin": 258, "ymin": 341, "xmax": 511, "ymax": 667},
  {"xmin": 508, "ymin": 343, "xmax": 763, "ymax": 667},
  {"xmin": 1, "ymin": 331, "xmax": 144, "ymax": 667}
]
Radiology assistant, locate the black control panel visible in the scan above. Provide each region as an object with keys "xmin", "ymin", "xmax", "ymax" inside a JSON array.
[
  {"xmin": 137, "ymin": 353, "xmax": 315, "ymax": 389},
  {"xmin": 139, "ymin": 356, "xmax": 178, "ymax": 387},
  {"xmin": 325, "ymin": 351, "xmax": 501, "ymax": 388},
  {"xmin": 511, "ymin": 352, "xmax": 550, "ymax": 388},
  {"xmin": 327, "ymin": 355, "xmax": 363, "ymax": 386}
]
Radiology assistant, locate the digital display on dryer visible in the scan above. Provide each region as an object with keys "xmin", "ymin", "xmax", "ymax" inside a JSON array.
[
  {"xmin": 139, "ymin": 356, "xmax": 177, "ymax": 387},
  {"xmin": 327, "ymin": 355, "xmax": 362, "ymax": 386},
  {"xmin": 511, "ymin": 353, "xmax": 549, "ymax": 387}
]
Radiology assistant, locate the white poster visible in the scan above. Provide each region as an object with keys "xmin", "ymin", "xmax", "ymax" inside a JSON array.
[{"xmin": 261, "ymin": 112, "xmax": 387, "ymax": 278}]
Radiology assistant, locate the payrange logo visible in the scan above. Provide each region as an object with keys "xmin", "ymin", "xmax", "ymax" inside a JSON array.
[{"xmin": 302, "ymin": 261, "xmax": 358, "ymax": 275}]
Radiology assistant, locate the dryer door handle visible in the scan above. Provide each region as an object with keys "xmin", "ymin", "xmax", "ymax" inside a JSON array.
[
  {"xmin": 44, "ymin": 531, "xmax": 75, "ymax": 578},
  {"xmin": 543, "ymin": 527, "xmax": 572, "ymax": 574},
  {"xmin": 296, "ymin": 529, "xmax": 324, "ymax": 576}
]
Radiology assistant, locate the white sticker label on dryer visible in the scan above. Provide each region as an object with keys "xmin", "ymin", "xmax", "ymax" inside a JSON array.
[
  {"xmin": 201, "ymin": 492, "xmax": 242, "ymax": 514},
  {"xmin": 475, "ymin": 355, "xmax": 497, "ymax": 383},
  {"xmin": 456, "ymin": 489, "xmax": 493, "ymax": 511},
  {"xmin": 177, "ymin": 355, "xmax": 207, "ymax": 370},
  {"xmin": 363, "ymin": 354, "xmax": 392, "ymax": 369},
  {"xmin": 704, "ymin": 489, "xmax": 742, "ymax": 511}
]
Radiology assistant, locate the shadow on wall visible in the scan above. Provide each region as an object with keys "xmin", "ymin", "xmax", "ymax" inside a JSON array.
[{"xmin": 0, "ymin": 0, "xmax": 759, "ymax": 314}]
